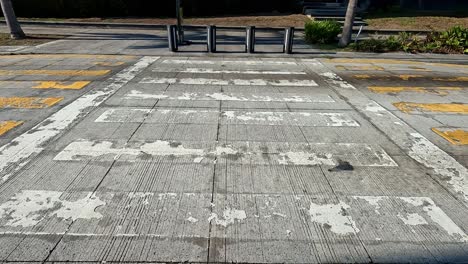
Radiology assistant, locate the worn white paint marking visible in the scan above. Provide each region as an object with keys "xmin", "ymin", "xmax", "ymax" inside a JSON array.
[
  {"xmin": 187, "ymin": 216, "xmax": 199, "ymax": 223},
  {"xmin": 353, "ymin": 196, "xmax": 384, "ymax": 214},
  {"xmin": 319, "ymin": 72, "xmax": 356, "ymax": 90},
  {"xmin": 55, "ymin": 140, "xmax": 397, "ymax": 167},
  {"xmin": 95, "ymin": 108, "xmax": 152, "ymax": 123},
  {"xmin": 95, "ymin": 108, "xmax": 217, "ymax": 123},
  {"xmin": 140, "ymin": 77, "xmax": 318, "ymax": 87},
  {"xmin": 400, "ymin": 197, "xmax": 468, "ymax": 242},
  {"xmin": 222, "ymin": 111, "xmax": 360, "ymax": 126},
  {"xmin": 0, "ymin": 190, "xmax": 105, "ymax": 227},
  {"xmin": 153, "ymin": 68, "xmax": 307, "ymax": 75},
  {"xmin": 208, "ymin": 209, "xmax": 247, "ymax": 227},
  {"xmin": 312, "ymin": 59, "xmax": 468, "ymax": 206},
  {"xmin": 364, "ymin": 102, "xmax": 396, "ymax": 118},
  {"xmin": 397, "ymin": 213, "xmax": 428, "ymax": 226},
  {"xmin": 54, "ymin": 140, "xmax": 205, "ymax": 161},
  {"xmin": 278, "ymin": 143, "xmax": 398, "ymax": 167},
  {"xmin": 0, "ymin": 231, "xmax": 211, "ymax": 238},
  {"xmin": 162, "ymin": 59, "xmax": 298, "ymax": 65},
  {"xmin": 125, "ymin": 90, "xmax": 335, "ymax": 103},
  {"xmin": 355, "ymin": 196, "xmax": 468, "ymax": 242},
  {"xmin": 0, "ymin": 57, "xmax": 158, "ymax": 183},
  {"xmin": 279, "ymin": 152, "xmax": 335, "ymax": 166},
  {"xmin": 308, "ymin": 201, "xmax": 359, "ymax": 235},
  {"xmin": 408, "ymin": 133, "xmax": 468, "ymax": 202}
]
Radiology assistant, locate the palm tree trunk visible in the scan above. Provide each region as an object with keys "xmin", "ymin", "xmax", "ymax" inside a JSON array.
[
  {"xmin": 338, "ymin": 0, "xmax": 357, "ymax": 47},
  {"xmin": 0, "ymin": 0, "xmax": 25, "ymax": 39}
]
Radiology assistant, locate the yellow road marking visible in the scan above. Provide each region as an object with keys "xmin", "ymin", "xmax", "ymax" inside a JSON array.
[
  {"xmin": 432, "ymin": 128, "xmax": 468, "ymax": 145},
  {"xmin": 394, "ymin": 102, "xmax": 468, "ymax": 114},
  {"xmin": 0, "ymin": 97, "xmax": 63, "ymax": 109},
  {"xmin": 433, "ymin": 77, "xmax": 468, "ymax": 82},
  {"xmin": 33, "ymin": 81, "xmax": 91, "ymax": 90},
  {"xmin": 327, "ymin": 58, "xmax": 424, "ymax": 65},
  {"xmin": 0, "ymin": 70, "xmax": 110, "ymax": 76},
  {"xmin": 0, "ymin": 54, "xmax": 136, "ymax": 60},
  {"xmin": 95, "ymin": 62, "xmax": 125, "ymax": 66},
  {"xmin": 369, "ymin": 86, "xmax": 463, "ymax": 95},
  {"xmin": 0, "ymin": 121, "xmax": 23, "ymax": 136},
  {"xmin": 325, "ymin": 58, "xmax": 468, "ymax": 69},
  {"xmin": 336, "ymin": 65, "xmax": 384, "ymax": 71},
  {"xmin": 354, "ymin": 74, "xmax": 423, "ymax": 80}
]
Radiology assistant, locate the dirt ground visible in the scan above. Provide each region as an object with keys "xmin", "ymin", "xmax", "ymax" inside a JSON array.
[
  {"xmin": 12, "ymin": 14, "xmax": 468, "ymax": 33},
  {"xmin": 22, "ymin": 14, "xmax": 311, "ymax": 28},
  {"xmin": 365, "ymin": 16, "xmax": 468, "ymax": 31},
  {"xmin": 0, "ymin": 33, "xmax": 65, "ymax": 46}
]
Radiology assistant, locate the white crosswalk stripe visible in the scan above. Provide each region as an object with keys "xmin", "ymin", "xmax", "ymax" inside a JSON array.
[
  {"xmin": 140, "ymin": 77, "xmax": 318, "ymax": 87},
  {"xmin": 162, "ymin": 59, "xmax": 298, "ymax": 65},
  {"xmin": 124, "ymin": 90, "xmax": 334, "ymax": 102},
  {"xmin": 54, "ymin": 140, "xmax": 397, "ymax": 167},
  {"xmin": 94, "ymin": 108, "xmax": 360, "ymax": 127},
  {"xmin": 152, "ymin": 68, "xmax": 307, "ymax": 75}
]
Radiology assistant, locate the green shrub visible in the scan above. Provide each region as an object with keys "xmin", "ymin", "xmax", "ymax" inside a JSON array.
[
  {"xmin": 350, "ymin": 35, "xmax": 402, "ymax": 53},
  {"xmin": 429, "ymin": 26, "xmax": 468, "ymax": 54},
  {"xmin": 351, "ymin": 26, "xmax": 468, "ymax": 54},
  {"xmin": 304, "ymin": 20, "xmax": 341, "ymax": 44}
]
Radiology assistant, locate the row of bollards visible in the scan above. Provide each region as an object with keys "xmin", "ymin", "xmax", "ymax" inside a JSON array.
[{"xmin": 167, "ymin": 25, "xmax": 295, "ymax": 54}]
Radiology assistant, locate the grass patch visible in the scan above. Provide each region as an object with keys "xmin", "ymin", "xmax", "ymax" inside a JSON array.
[{"xmin": 0, "ymin": 33, "xmax": 65, "ymax": 46}]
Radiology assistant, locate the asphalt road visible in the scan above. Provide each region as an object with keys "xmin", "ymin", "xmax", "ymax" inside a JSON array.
[{"xmin": 0, "ymin": 53, "xmax": 467, "ymax": 263}]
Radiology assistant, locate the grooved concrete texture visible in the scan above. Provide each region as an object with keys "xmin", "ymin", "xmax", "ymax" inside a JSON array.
[{"xmin": 0, "ymin": 54, "xmax": 467, "ymax": 263}]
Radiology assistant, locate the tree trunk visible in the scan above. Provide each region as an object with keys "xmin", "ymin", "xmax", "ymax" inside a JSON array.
[
  {"xmin": 0, "ymin": 0, "xmax": 25, "ymax": 39},
  {"xmin": 338, "ymin": 0, "xmax": 357, "ymax": 47}
]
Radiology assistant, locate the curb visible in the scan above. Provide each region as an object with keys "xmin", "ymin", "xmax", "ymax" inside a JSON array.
[{"xmin": 0, "ymin": 20, "xmax": 306, "ymax": 32}]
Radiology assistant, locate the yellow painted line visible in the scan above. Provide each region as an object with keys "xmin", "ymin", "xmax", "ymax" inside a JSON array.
[
  {"xmin": 336, "ymin": 65, "xmax": 385, "ymax": 71},
  {"xmin": 432, "ymin": 128, "xmax": 468, "ymax": 145},
  {"xmin": 327, "ymin": 58, "xmax": 423, "ymax": 65},
  {"xmin": 0, "ymin": 97, "xmax": 63, "ymax": 109},
  {"xmin": 95, "ymin": 62, "xmax": 125, "ymax": 66},
  {"xmin": 393, "ymin": 102, "xmax": 468, "ymax": 114},
  {"xmin": 325, "ymin": 58, "xmax": 468, "ymax": 69},
  {"xmin": 354, "ymin": 74, "xmax": 424, "ymax": 81},
  {"xmin": 0, "ymin": 70, "xmax": 110, "ymax": 76},
  {"xmin": 433, "ymin": 77, "xmax": 468, "ymax": 82},
  {"xmin": 33, "ymin": 81, "xmax": 91, "ymax": 90},
  {"xmin": 369, "ymin": 86, "xmax": 463, "ymax": 95},
  {"xmin": 0, "ymin": 121, "xmax": 23, "ymax": 136},
  {"xmin": 0, "ymin": 54, "xmax": 136, "ymax": 60}
]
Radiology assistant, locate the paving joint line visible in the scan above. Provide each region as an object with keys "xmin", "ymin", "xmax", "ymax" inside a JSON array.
[{"xmin": 206, "ymin": 86, "xmax": 224, "ymax": 264}]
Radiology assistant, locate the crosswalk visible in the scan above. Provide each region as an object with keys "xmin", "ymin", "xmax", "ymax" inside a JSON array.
[{"xmin": 1, "ymin": 57, "xmax": 467, "ymax": 262}]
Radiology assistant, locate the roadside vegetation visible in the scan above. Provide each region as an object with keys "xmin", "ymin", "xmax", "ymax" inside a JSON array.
[
  {"xmin": 304, "ymin": 20, "xmax": 341, "ymax": 44},
  {"xmin": 351, "ymin": 26, "xmax": 468, "ymax": 54},
  {"xmin": 304, "ymin": 19, "xmax": 468, "ymax": 54}
]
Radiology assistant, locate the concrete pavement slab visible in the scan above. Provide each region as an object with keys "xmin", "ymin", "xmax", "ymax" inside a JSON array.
[{"xmin": 0, "ymin": 54, "xmax": 467, "ymax": 262}]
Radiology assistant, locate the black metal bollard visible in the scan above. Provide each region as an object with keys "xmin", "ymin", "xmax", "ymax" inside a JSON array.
[
  {"xmin": 246, "ymin": 26, "xmax": 256, "ymax": 53},
  {"xmin": 284, "ymin": 27, "xmax": 295, "ymax": 54},
  {"xmin": 167, "ymin": 25, "xmax": 178, "ymax": 52},
  {"xmin": 207, "ymin": 25, "xmax": 217, "ymax": 53}
]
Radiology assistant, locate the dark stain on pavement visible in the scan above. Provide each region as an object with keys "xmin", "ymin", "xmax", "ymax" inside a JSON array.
[
  {"xmin": 328, "ymin": 160, "xmax": 354, "ymax": 172},
  {"xmin": 169, "ymin": 141, "xmax": 182, "ymax": 148}
]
